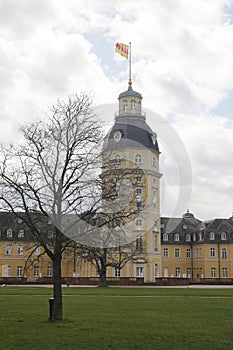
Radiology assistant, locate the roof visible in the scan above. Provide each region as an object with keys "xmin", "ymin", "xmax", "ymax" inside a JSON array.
[
  {"xmin": 118, "ymin": 85, "xmax": 142, "ymax": 99},
  {"xmin": 104, "ymin": 121, "xmax": 159, "ymax": 152}
]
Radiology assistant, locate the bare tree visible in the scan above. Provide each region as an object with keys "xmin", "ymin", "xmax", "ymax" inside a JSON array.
[
  {"xmin": 0, "ymin": 93, "xmax": 144, "ymax": 319},
  {"xmin": 0, "ymin": 93, "xmax": 105, "ymax": 320}
]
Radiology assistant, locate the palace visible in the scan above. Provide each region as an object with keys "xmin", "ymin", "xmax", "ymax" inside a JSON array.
[{"xmin": 1, "ymin": 82, "xmax": 233, "ymax": 284}]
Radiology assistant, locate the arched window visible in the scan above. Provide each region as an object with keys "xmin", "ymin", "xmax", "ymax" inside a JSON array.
[
  {"xmin": 131, "ymin": 100, "xmax": 136, "ymax": 111},
  {"xmin": 138, "ymin": 101, "xmax": 141, "ymax": 112},
  {"xmin": 136, "ymin": 234, "xmax": 143, "ymax": 251},
  {"xmin": 221, "ymin": 232, "xmax": 227, "ymax": 240},
  {"xmin": 7, "ymin": 229, "xmax": 13, "ymax": 238},
  {"xmin": 209, "ymin": 232, "xmax": 215, "ymax": 240},
  {"xmin": 114, "ymin": 154, "xmax": 122, "ymax": 164},
  {"xmin": 123, "ymin": 100, "xmax": 128, "ymax": 112},
  {"xmin": 135, "ymin": 153, "xmax": 142, "ymax": 165},
  {"xmin": 174, "ymin": 233, "xmax": 179, "ymax": 242},
  {"xmin": 186, "ymin": 234, "xmax": 191, "ymax": 242}
]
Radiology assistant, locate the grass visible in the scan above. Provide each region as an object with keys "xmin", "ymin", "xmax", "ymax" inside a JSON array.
[{"xmin": 0, "ymin": 286, "xmax": 233, "ymax": 349}]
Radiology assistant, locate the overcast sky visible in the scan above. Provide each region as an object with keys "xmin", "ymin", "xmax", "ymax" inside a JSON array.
[{"xmin": 1, "ymin": 0, "xmax": 233, "ymax": 220}]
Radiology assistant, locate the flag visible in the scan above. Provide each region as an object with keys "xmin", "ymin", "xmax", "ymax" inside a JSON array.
[{"xmin": 115, "ymin": 42, "xmax": 129, "ymax": 59}]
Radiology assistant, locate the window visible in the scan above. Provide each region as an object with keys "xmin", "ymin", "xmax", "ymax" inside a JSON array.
[
  {"xmin": 123, "ymin": 100, "xmax": 128, "ymax": 111},
  {"xmin": 210, "ymin": 232, "xmax": 215, "ymax": 240},
  {"xmin": 163, "ymin": 248, "xmax": 169, "ymax": 258},
  {"xmin": 17, "ymin": 244, "xmax": 24, "ymax": 255},
  {"xmin": 6, "ymin": 244, "xmax": 12, "ymax": 255},
  {"xmin": 183, "ymin": 224, "xmax": 187, "ymax": 230},
  {"xmin": 136, "ymin": 266, "xmax": 144, "ymax": 277},
  {"xmin": 131, "ymin": 100, "xmax": 136, "ymax": 111},
  {"xmin": 137, "ymin": 202, "xmax": 142, "ymax": 210},
  {"xmin": 135, "ymin": 188, "xmax": 142, "ymax": 199},
  {"xmin": 47, "ymin": 266, "xmax": 53, "ymax": 277},
  {"xmin": 135, "ymin": 153, "xmax": 142, "ymax": 165},
  {"xmin": 154, "ymin": 235, "xmax": 158, "ymax": 252},
  {"xmin": 114, "ymin": 154, "xmax": 122, "ymax": 164},
  {"xmin": 163, "ymin": 233, "xmax": 168, "ymax": 241},
  {"xmin": 136, "ymin": 176, "xmax": 142, "ymax": 183},
  {"xmin": 48, "ymin": 231, "xmax": 54, "ymax": 239},
  {"xmin": 34, "ymin": 246, "xmax": 41, "ymax": 256},
  {"xmin": 136, "ymin": 234, "xmax": 143, "ymax": 251},
  {"xmin": 135, "ymin": 218, "xmax": 143, "ymax": 230},
  {"xmin": 164, "ymin": 267, "xmax": 169, "ymax": 277},
  {"xmin": 17, "ymin": 266, "xmax": 23, "ymax": 277},
  {"xmin": 221, "ymin": 232, "xmax": 227, "ymax": 240},
  {"xmin": 34, "ymin": 266, "xmax": 40, "ymax": 278},
  {"xmin": 199, "ymin": 248, "xmax": 202, "ymax": 258},
  {"xmin": 186, "ymin": 234, "xmax": 191, "ymax": 242},
  {"xmin": 211, "ymin": 267, "xmax": 216, "ymax": 278},
  {"xmin": 174, "ymin": 233, "xmax": 179, "ymax": 242},
  {"xmin": 175, "ymin": 267, "xmax": 180, "ymax": 278},
  {"xmin": 198, "ymin": 233, "xmax": 203, "ymax": 241},
  {"xmin": 7, "ymin": 229, "xmax": 13, "ymax": 238},
  {"xmin": 175, "ymin": 248, "xmax": 180, "ymax": 258},
  {"xmin": 187, "ymin": 268, "xmax": 191, "ymax": 278},
  {"xmin": 154, "ymin": 219, "xmax": 157, "ymax": 231},
  {"xmin": 193, "ymin": 233, "xmax": 196, "ymax": 242},
  {"xmin": 114, "ymin": 267, "xmax": 121, "ymax": 277},
  {"xmin": 18, "ymin": 230, "xmax": 24, "ymax": 238},
  {"xmin": 222, "ymin": 268, "xmax": 228, "ymax": 278},
  {"xmin": 7, "ymin": 266, "xmax": 11, "ymax": 277},
  {"xmin": 152, "ymin": 156, "xmax": 156, "ymax": 168},
  {"xmin": 153, "ymin": 190, "xmax": 157, "ymax": 204},
  {"xmin": 210, "ymin": 247, "xmax": 216, "ymax": 257},
  {"xmin": 154, "ymin": 263, "xmax": 159, "ymax": 278},
  {"xmin": 186, "ymin": 248, "xmax": 191, "ymax": 258},
  {"xmin": 222, "ymin": 248, "xmax": 227, "ymax": 259},
  {"xmin": 138, "ymin": 101, "xmax": 141, "ymax": 112}
]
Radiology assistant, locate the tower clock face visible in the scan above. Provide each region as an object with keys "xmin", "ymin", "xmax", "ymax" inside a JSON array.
[{"xmin": 113, "ymin": 130, "xmax": 122, "ymax": 142}]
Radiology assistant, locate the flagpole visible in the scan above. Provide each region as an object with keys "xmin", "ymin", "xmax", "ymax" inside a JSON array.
[{"xmin": 129, "ymin": 42, "xmax": 132, "ymax": 86}]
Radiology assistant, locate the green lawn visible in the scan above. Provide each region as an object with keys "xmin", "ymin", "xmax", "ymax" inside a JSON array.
[{"xmin": 0, "ymin": 286, "xmax": 233, "ymax": 349}]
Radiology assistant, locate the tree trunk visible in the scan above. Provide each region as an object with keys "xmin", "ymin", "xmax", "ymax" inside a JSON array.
[
  {"xmin": 51, "ymin": 253, "xmax": 63, "ymax": 320},
  {"xmin": 98, "ymin": 250, "xmax": 108, "ymax": 287},
  {"xmin": 98, "ymin": 266, "xmax": 108, "ymax": 287}
]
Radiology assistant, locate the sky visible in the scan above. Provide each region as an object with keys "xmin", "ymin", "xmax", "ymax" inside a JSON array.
[{"xmin": 0, "ymin": 0, "xmax": 233, "ymax": 220}]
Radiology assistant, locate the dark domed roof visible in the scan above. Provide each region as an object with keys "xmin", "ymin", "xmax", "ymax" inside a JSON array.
[
  {"xmin": 182, "ymin": 210, "xmax": 195, "ymax": 219},
  {"xmin": 103, "ymin": 121, "xmax": 159, "ymax": 152}
]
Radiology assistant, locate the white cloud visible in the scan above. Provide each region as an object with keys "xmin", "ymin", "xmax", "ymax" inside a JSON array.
[{"xmin": 0, "ymin": 0, "xmax": 233, "ymax": 219}]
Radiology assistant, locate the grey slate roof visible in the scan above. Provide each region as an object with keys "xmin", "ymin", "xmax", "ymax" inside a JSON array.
[{"xmin": 103, "ymin": 121, "xmax": 159, "ymax": 153}]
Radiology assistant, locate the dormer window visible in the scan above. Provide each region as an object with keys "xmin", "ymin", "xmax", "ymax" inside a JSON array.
[
  {"xmin": 174, "ymin": 233, "xmax": 179, "ymax": 242},
  {"xmin": 186, "ymin": 234, "xmax": 191, "ymax": 242},
  {"xmin": 210, "ymin": 232, "xmax": 215, "ymax": 240},
  {"xmin": 221, "ymin": 232, "xmax": 227, "ymax": 240},
  {"xmin": 7, "ymin": 229, "xmax": 13, "ymax": 238},
  {"xmin": 18, "ymin": 230, "xmax": 24, "ymax": 238}
]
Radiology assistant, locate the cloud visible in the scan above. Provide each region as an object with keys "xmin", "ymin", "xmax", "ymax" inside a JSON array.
[{"xmin": 0, "ymin": 0, "xmax": 233, "ymax": 219}]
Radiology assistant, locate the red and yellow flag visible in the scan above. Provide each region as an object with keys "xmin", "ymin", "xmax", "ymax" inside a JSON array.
[{"xmin": 115, "ymin": 42, "xmax": 129, "ymax": 59}]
